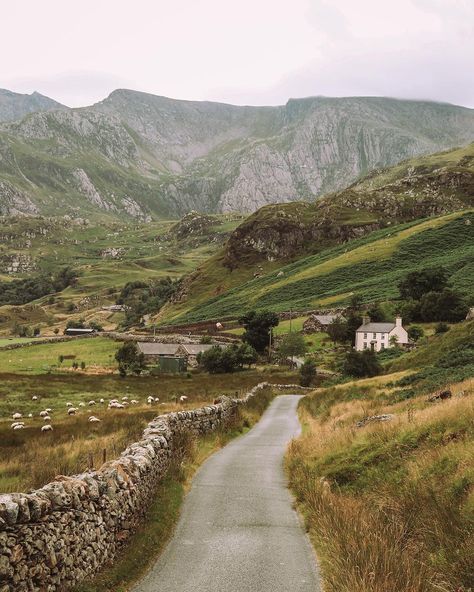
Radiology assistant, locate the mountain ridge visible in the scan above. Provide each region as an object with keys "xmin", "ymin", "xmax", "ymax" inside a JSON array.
[{"xmin": 1, "ymin": 89, "xmax": 474, "ymax": 219}]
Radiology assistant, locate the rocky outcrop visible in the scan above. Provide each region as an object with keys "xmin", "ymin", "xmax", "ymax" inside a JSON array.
[
  {"xmin": 0, "ymin": 89, "xmax": 65, "ymax": 123},
  {"xmin": 0, "ymin": 382, "xmax": 306, "ymax": 591}
]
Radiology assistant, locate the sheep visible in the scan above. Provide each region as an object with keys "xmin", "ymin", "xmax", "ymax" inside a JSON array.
[
  {"xmin": 78, "ymin": 402, "xmax": 86, "ymax": 408},
  {"xmin": 130, "ymin": 399, "xmax": 139, "ymax": 405},
  {"xmin": 179, "ymin": 396, "xmax": 188, "ymax": 403},
  {"xmin": 41, "ymin": 425, "xmax": 53, "ymax": 432},
  {"xmin": 11, "ymin": 422, "xmax": 24, "ymax": 428},
  {"xmin": 88, "ymin": 416, "xmax": 101, "ymax": 423},
  {"xmin": 108, "ymin": 402, "xmax": 124, "ymax": 409},
  {"xmin": 39, "ymin": 411, "xmax": 48, "ymax": 417},
  {"xmin": 99, "ymin": 398, "xmax": 105, "ymax": 404},
  {"xmin": 13, "ymin": 424, "xmax": 25, "ymax": 430},
  {"xmin": 122, "ymin": 396, "xmax": 129, "ymax": 401},
  {"xmin": 12, "ymin": 413, "xmax": 22, "ymax": 420},
  {"xmin": 110, "ymin": 399, "xmax": 119, "ymax": 404},
  {"xmin": 32, "ymin": 396, "xmax": 38, "ymax": 401},
  {"xmin": 88, "ymin": 400, "xmax": 96, "ymax": 406},
  {"xmin": 27, "ymin": 413, "xmax": 33, "ymax": 418},
  {"xmin": 45, "ymin": 408, "xmax": 52, "ymax": 413},
  {"xmin": 66, "ymin": 402, "xmax": 73, "ymax": 407},
  {"xmin": 154, "ymin": 397, "xmax": 160, "ymax": 402},
  {"xmin": 43, "ymin": 416, "xmax": 51, "ymax": 422},
  {"xmin": 67, "ymin": 408, "xmax": 77, "ymax": 415}
]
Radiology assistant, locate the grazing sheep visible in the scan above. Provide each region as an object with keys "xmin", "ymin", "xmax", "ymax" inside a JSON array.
[
  {"xmin": 41, "ymin": 425, "xmax": 53, "ymax": 432},
  {"xmin": 88, "ymin": 400, "xmax": 96, "ymax": 406},
  {"xmin": 122, "ymin": 396, "xmax": 129, "ymax": 401},
  {"xmin": 32, "ymin": 396, "xmax": 38, "ymax": 401},
  {"xmin": 108, "ymin": 402, "xmax": 125, "ymax": 409},
  {"xmin": 99, "ymin": 398, "xmax": 105, "ymax": 404},
  {"xmin": 45, "ymin": 408, "xmax": 52, "ymax": 413},
  {"xmin": 27, "ymin": 413, "xmax": 33, "ymax": 418},
  {"xmin": 78, "ymin": 402, "xmax": 86, "ymax": 407},
  {"xmin": 39, "ymin": 411, "xmax": 48, "ymax": 418},
  {"xmin": 130, "ymin": 399, "xmax": 139, "ymax": 404},
  {"xmin": 88, "ymin": 416, "xmax": 101, "ymax": 423},
  {"xmin": 13, "ymin": 424, "xmax": 25, "ymax": 430},
  {"xmin": 154, "ymin": 397, "xmax": 160, "ymax": 402},
  {"xmin": 179, "ymin": 396, "xmax": 188, "ymax": 402},
  {"xmin": 43, "ymin": 415, "xmax": 51, "ymax": 422},
  {"xmin": 67, "ymin": 408, "xmax": 77, "ymax": 415},
  {"xmin": 11, "ymin": 422, "xmax": 24, "ymax": 428},
  {"xmin": 66, "ymin": 402, "xmax": 73, "ymax": 407},
  {"xmin": 110, "ymin": 399, "xmax": 119, "ymax": 404},
  {"xmin": 12, "ymin": 413, "xmax": 22, "ymax": 420}
]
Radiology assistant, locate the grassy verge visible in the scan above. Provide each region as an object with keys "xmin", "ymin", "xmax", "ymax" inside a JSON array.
[
  {"xmin": 74, "ymin": 386, "xmax": 277, "ymax": 592},
  {"xmin": 287, "ymin": 371, "xmax": 474, "ymax": 592}
]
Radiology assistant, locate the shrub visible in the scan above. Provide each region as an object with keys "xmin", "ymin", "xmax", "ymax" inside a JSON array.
[
  {"xmin": 198, "ymin": 344, "xmax": 258, "ymax": 373},
  {"xmin": 435, "ymin": 322, "xmax": 449, "ymax": 334},
  {"xmin": 299, "ymin": 359, "xmax": 317, "ymax": 387},
  {"xmin": 343, "ymin": 349, "xmax": 381, "ymax": 378},
  {"xmin": 419, "ymin": 289, "xmax": 468, "ymax": 322},
  {"xmin": 408, "ymin": 325, "xmax": 424, "ymax": 342},
  {"xmin": 398, "ymin": 267, "xmax": 449, "ymax": 300},
  {"xmin": 115, "ymin": 342, "xmax": 146, "ymax": 376}
]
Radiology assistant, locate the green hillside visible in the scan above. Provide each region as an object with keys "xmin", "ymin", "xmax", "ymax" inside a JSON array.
[{"xmin": 161, "ymin": 210, "xmax": 473, "ymax": 324}]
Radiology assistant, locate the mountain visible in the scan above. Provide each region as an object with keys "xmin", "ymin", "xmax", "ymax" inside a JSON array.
[
  {"xmin": 0, "ymin": 89, "xmax": 66, "ymax": 122},
  {"xmin": 1, "ymin": 90, "xmax": 474, "ymax": 219},
  {"xmin": 159, "ymin": 142, "xmax": 474, "ymax": 323}
]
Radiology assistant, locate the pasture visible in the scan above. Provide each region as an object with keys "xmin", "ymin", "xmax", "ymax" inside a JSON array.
[{"xmin": 0, "ymin": 367, "xmax": 297, "ymax": 492}]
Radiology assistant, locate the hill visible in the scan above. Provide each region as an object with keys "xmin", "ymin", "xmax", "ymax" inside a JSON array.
[
  {"xmin": 1, "ymin": 91, "xmax": 474, "ymax": 219},
  {"xmin": 159, "ymin": 143, "xmax": 474, "ymax": 323}
]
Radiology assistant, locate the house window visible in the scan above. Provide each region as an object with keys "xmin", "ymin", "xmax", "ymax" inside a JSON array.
[
  {"xmin": 364, "ymin": 333, "xmax": 367, "ymax": 339},
  {"xmin": 363, "ymin": 343, "xmax": 368, "ymax": 349},
  {"xmin": 373, "ymin": 332, "xmax": 377, "ymax": 339},
  {"xmin": 381, "ymin": 344, "xmax": 385, "ymax": 350}
]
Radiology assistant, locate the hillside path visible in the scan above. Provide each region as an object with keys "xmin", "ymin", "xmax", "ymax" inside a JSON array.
[{"xmin": 132, "ymin": 395, "xmax": 321, "ymax": 592}]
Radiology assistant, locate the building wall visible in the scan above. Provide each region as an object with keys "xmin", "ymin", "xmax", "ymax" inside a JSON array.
[{"xmin": 355, "ymin": 330, "xmax": 390, "ymax": 352}]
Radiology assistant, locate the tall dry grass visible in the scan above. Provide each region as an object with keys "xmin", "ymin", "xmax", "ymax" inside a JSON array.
[{"xmin": 287, "ymin": 378, "xmax": 474, "ymax": 592}]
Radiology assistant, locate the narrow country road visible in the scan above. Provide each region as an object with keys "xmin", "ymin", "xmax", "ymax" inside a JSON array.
[{"xmin": 133, "ymin": 395, "xmax": 321, "ymax": 592}]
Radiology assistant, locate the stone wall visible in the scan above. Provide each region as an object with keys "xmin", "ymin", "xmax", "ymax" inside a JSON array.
[{"xmin": 0, "ymin": 382, "xmax": 306, "ymax": 591}]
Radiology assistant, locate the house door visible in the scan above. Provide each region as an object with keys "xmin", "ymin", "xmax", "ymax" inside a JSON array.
[{"xmin": 370, "ymin": 342, "xmax": 375, "ymax": 351}]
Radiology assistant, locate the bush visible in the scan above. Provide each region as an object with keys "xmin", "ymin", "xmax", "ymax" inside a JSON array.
[
  {"xmin": 198, "ymin": 343, "xmax": 258, "ymax": 374},
  {"xmin": 419, "ymin": 289, "xmax": 468, "ymax": 322},
  {"xmin": 398, "ymin": 267, "xmax": 449, "ymax": 300},
  {"xmin": 435, "ymin": 322, "xmax": 449, "ymax": 335},
  {"xmin": 343, "ymin": 349, "xmax": 381, "ymax": 378},
  {"xmin": 299, "ymin": 359, "xmax": 317, "ymax": 387},
  {"xmin": 407, "ymin": 325, "xmax": 424, "ymax": 342}
]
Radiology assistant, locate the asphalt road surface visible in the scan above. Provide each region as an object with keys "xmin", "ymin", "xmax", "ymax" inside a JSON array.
[{"xmin": 133, "ymin": 395, "xmax": 321, "ymax": 592}]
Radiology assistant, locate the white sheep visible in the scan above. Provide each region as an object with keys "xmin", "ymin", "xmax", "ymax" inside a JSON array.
[
  {"xmin": 130, "ymin": 399, "xmax": 139, "ymax": 404},
  {"xmin": 88, "ymin": 416, "xmax": 101, "ymax": 423},
  {"xmin": 110, "ymin": 399, "xmax": 119, "ymax": 404},
  {"xmin": 45, "ymin": 408, "xmax": 52, "ymax": 413},
  {"xmin": 179, "ymin": 396, "xmax": 188, "ymax": 402},
  {"xmin": 99, "ymin": 398, "xmax": 105, "ymax": 404},
  {"xmin": 43, "ymin": 416, "xmax": 51, "ymax": 422},
  {"xmin": 11, "ymin": 422, "xmax": 24, "ymax": 428},
  {"xmin": 66, "ymin": 402, "xmax": 73, "ymax": 407},
  {"xmin": 13, "ymin": 424, "xmax": 25, "ymax": 430},
  {"xmin": 39, "ymin": 411, "xmax": 48, "ymax": 418},
  {"xmin": 122, "ymin": 396, "xmax": 129, "ymax": 401},
  {"xmin": 108, "ymin": 402, "xmax": 124, "ymax": 409},
  {"xmin": 154, "ymin": 397, "xmax": 160, "ymax": 402},
  {"xmin": 32, "ymin": 396, "xmax": 38, "ymax": 401},
  {"xmin": 41, "ymin": 425, "xmax": 53, "ymax": 432},
  {"xmin": 88, "ymin": 400, "xmax": 96, "ymax": 406},
  {"xmin": 27, "ymin": 413, "xmax": 33, "ymax": 418},
  {"xmin": 12, "ymin": 413, "xmax": 22, "ymax": 420},
  {"xmin": 78, "ymin": 402, "xmax": 86, "ymax": 407},
  {"xmin": 68, "ymin": 408, "xmax": 77, "ymax": 415}
]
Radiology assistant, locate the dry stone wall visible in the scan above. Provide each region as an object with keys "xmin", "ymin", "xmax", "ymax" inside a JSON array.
[{"xmin": 0, "ymin": 382, "xmax": 306, "ymax": 591}]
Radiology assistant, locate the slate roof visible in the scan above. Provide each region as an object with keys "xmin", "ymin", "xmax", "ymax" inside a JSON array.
[
  {"xmin": 356, "ymin": 322, "xmax": 396, "ymax": 333},
  {"xmin": 178, "ymin": 344, "xmax": 224, "ymax": 355},
  {"xmin": 137, "ymin": 342, "xmax": 180, "ymax": 356},
  {"xmin": 312, "ymin": 314, "xmax": 343, "ymax": 325}
]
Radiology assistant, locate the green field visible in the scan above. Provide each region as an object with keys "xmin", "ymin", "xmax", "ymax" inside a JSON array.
[{"xmin": 163, "ymin": 210, "xmax": 473, "ymax": 324}]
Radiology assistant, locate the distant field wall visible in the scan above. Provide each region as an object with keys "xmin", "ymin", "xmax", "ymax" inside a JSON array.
[{"xmin": 0, "ymin": 382, "xmax": 302, "ymax": 591}]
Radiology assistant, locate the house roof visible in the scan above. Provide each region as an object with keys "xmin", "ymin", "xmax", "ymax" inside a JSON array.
[
  {"xmin": 137, "ymin": 342, "xmax": 180, "ymax": 355},
  {"xmin": 178, "ymin": 344, "xmax": 223, "ymax": 355},
  {"xmin": 356, "ymin": 322, "xmax": 396, "ymax": 333},
  {"xmin": 311, "ymin": 314, "xmax": 342, "ymax": 325}
]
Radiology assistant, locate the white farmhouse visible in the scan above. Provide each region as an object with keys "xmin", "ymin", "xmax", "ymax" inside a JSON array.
[{"xmin": 355, "ymin": 316, "xmax": 408, "ymax": 352}]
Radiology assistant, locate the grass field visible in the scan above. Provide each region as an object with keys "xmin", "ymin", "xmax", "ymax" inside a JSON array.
[
  {"xmin": 0, "ymin": 367, "xmax": 297, "ymax": 492},
  {"xmin": 163, "ymin": 210, "xmax": 473, "ymax": 324}
]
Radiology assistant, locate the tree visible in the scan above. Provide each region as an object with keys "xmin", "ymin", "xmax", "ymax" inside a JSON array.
[
  {"xmin": 115, "ymin": 342, "xmax": 146, "ymax": 376},
  {"xmin": 398, "ymin": 267, "xmax": 449, "ymax": 301},
  {"xmin": 237, "ymin": 343, "xmax": 258, "ymax": 368},
  {"xmin": 198, "ymin": 343, "xmax": 258, "ymax": 373},
  {"xmin": 346, "ymin": 312, "xmax": 363, "ymax": 346},
  {"xmin": 278, "ymin": 332, "xmax": 307, "ymax": 360},
  {"xmin": 419, "ymin": 289, "xmax": 468, "ymax": 322},
  {"xmin": 343, "ymin": 350, "xmax": 381, "ymax": 378},
  {"xmin": 327, "ymin": 318, "xmax": 349, "ymax": 343},
  {"xmin": 407, "ymin": 325, "xmax": 424, "ymax": 342},
  {"xmin": 239, "ymin": 310, "xmax": 279, "ymax": 353},
  {"xmin": 299, "ymin": 359, "xmax": 317, "ymax": 387},
  {"xmin": 66, "ymin": 318, "xmax": 86, "ymax": 329},
  {"xmin": 367, "ymin": 303, "xmax": 386, "ymax": 322}
]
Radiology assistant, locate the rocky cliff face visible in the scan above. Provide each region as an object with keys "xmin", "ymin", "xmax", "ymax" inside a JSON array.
[
  {"xmin": 1, "ymin": 90, "xmax": 474, "ymax": 219},
  {"xmin": 0, "ymin": 89, "xmax": 65, "ymax": 123}
]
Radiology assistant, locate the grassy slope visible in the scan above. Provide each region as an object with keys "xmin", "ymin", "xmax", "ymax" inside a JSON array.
[
  {"xmin": 287, "ymin": 323, "xmax": 474, "ymax": 591},
  {"xmin": 161, "ymin": 210, "xmax": 473, "ymax": 324}
]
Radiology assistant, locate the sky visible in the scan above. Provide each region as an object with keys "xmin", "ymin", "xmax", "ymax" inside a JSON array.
[{"xmin": 1, "ymin": 0, "xmax": 473, "ymax": 108}]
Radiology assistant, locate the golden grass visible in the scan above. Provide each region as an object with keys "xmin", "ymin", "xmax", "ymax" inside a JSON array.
[{"xmin": 287, "ymin": 377, "xmax": 474, "ymax": 592}]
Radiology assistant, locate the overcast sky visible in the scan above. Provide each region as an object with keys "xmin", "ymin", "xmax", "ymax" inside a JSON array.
[{"xmin": 1, "ymin": 0, "xmax": 473, "ymax": 108}]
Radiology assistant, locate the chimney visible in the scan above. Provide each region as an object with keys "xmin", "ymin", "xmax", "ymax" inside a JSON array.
[
  {"xmin": 362, "ymin": 315, "xmax": 370, "ymax": 326},
  {"xmin": 395, "ymin": 316, "xmax": 402, "ymax": 327}
]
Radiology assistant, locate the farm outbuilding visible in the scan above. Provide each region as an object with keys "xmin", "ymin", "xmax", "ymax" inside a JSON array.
[{"xmin": 137, "ymin": 342, "xmax": 180, "ymax": 364}]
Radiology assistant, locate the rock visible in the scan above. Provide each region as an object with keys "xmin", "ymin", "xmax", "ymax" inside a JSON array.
[{"xmin": 356, "ymin": 414, "xmax": 394, "ymax": 428}]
